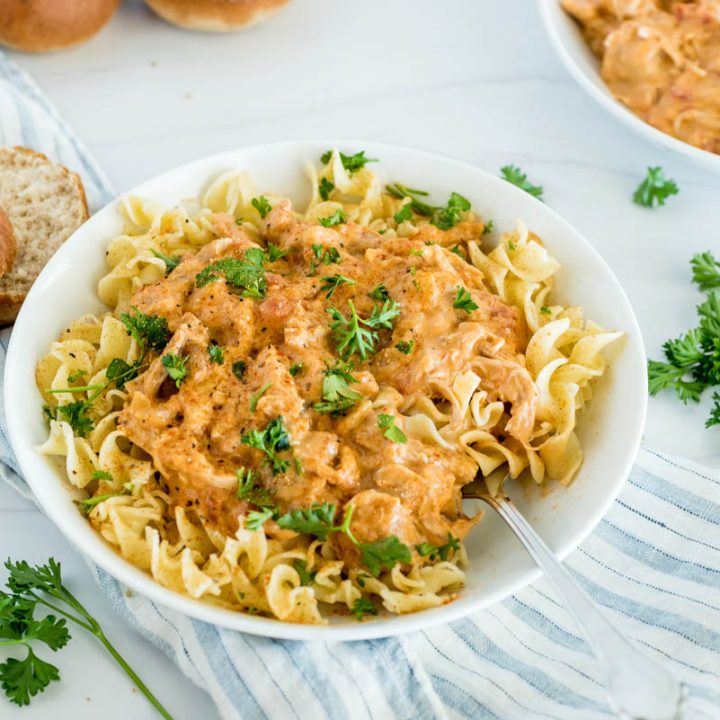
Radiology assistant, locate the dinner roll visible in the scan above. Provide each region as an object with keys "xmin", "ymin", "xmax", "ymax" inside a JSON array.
[
  {"xmin": 0, "ymin": 207, "xmax": 17, "ymax": 277},
  {"xmin": 144, "ymin": 0, "xmax": 290, "ymax": 32},
  {"xmin": 0, "ymin": 0, "xmax": 121, "ymax": 53}
]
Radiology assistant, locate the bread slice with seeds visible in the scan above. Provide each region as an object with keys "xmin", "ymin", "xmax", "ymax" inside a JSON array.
[{"xmin": 0, "ymin": 146, "xmax": 88, "ymax": 324}]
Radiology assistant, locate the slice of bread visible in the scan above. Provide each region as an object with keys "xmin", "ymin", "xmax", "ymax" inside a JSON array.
[
  {"xmin": 0, "ymin": 205, "xmax": 17, "ymax": 276},
  {"xmin": 0, "ymin": 146, "xmax": 88, "ymax": 325}
]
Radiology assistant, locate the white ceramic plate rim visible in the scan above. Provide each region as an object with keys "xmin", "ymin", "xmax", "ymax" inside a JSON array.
[
  {"xmin": 5, "ymin": 140, "xmax": 646, "ymax": 640},
  {"xmin": 538, "ymin": 0, "xmax": 720, "ymax": 171}
]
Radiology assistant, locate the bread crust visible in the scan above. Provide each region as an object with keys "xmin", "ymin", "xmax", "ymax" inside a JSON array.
[
  {"xmin": 0, "ymin": 0, "xmax": 121, "ymax": 53},
  {"xmin": 144, "ymin": 0, "xmax": 289, "ymax": 32},
  {"xmin": 0, "ymin": 206, "xmax": 17, "ymax": 277},
  {"xmin": 0, "ymin": 146, "xmax": 89, "ymax": 326}
]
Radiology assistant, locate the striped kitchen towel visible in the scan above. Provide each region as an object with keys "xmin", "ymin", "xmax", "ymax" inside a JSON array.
[{"xmin": 1, "ymin": 51, "xmax": 719, "ymax": 720}]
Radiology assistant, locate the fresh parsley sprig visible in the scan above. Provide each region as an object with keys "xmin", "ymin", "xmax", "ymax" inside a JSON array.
[
  {"xmin": 649, "ymin": 251, "xmax": 720, "ymax": 426},
  {"xmin": 633, "ymin": 167, "xmax": 678, "ymax": 208},
  {"xmin": 314, "ymin": 362, "xmax": 363, "ymax": 415},
  {"xmin": 320, "ymin": 274, "xmax": 356, "ymax": 299},
  {"xmin": 386, "ymin": 184, "xmax": 471, "ymax": 230},
  {"xmin": 320, "ymin": 150, "xmax": 377, "ymax": 173},
  {"xmin": 318, "ymin": 209, "xmax": 346, "ymax": 228},
  {"xmin": 453, "ymin": 286, "xmax": 478, "ymax": 314},
  {"xmin": 195, "ymin": 247, "xmax": 266, "ymax": 298},
  {"xmin": 161, "ymin": 353, "xmax": 188, "ymax": 388},
  {"xmin": 327, "ymin": 299, "xmax": 401, "ymax": 361},
  {"xmin": 241, "ymin": 417, "xmax": 292, "ymax": 475},
  {"xmin": 500, "ymin": 165, "xmax": 544, "ymax": 200},
  {"xmin": 0, "ymin": 559, "xmax": 171, "ymax": 717}
]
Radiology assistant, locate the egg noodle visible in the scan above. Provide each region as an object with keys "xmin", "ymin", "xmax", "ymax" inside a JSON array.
[{"xmin": 35, "ymin": 151, "xmax": 621, "ymax": 624}]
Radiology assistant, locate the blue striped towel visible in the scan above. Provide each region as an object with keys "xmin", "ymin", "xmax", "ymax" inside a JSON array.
[{"xmin": 1, "ymin": 52, "xmax": 719, "ymax": 720}]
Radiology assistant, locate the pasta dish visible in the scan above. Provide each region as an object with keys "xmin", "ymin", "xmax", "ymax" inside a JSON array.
[
  {"xmin": 35, "ymin": 151, "xmax": 621, "ymax": 624},
  {"xmin": 562, "ymin": 0, "xmax": 720, "ymax": 154}
]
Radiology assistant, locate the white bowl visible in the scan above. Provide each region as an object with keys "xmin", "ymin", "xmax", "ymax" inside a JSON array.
[
  {"xmin": 4, "ymin": 141, "xmax": 647, "ymax": 640},
  {"xmin": 539, "ymin": 0, "xmax": 720, "ymax": 171}
]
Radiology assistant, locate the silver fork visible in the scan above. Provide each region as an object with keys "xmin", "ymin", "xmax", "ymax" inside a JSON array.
[{"xmin": 462, "ymin": 475, "xmax": 687, "ymax": 720}]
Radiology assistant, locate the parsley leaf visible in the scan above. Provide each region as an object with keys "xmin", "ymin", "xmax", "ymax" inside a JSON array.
[
  {"xmin": 321, "ymin": 150, "xmax": 378, "ymax": 173},
  {"xmin": 633, "ymin": 167, "xmax": 679, "ymax": 208},
  {"xmin": 395, "ymin": 340, "xmax": 414, "ymax": 355},
  {"xmin": 327, "ymin": 299, "xmax": 401, "ymax": 361},
  {"xmin": 352, "ymin": 597, "xmax": 378, "ymax": 621},
  {"xmin": 151, "ymin": 248, "xmax": 181, "ymax": 275},
  {"xmin": 276, "ymin": 502, "xmax": 343, "ymax": 540},
  {"xmin": 56, "ymin": 402, "xmax": 94, "ymax": 437},
  {"xmin": 67, "ymin": 369, "xmax": 87, "ymax": 383},
  {"xmin": 500, "ymin": 165, "xmax": 544, "ymax": 200},
  {"xmin": 266, "ymin": 242, "xmax": 287, "ymax": 262},
  {"xmin": 106, "ymin": 358, "xmax": 139, "ymax": 389},
  {"xmin": 453, "ymin": 286, "xmax": 478, "ymax": 314},
  {"xmin": 289, "ymin": 362, "xmax": 304, "ymax": 377},
  {"xmin": 540, "ymin": 306, "xmax": 552, "ymax": 315},
  {"xmin": 320, "ymin": 274, "xmax": 356, "ymax": 299},
  {"xmin": 232, "ymin": 361, "xmax": 247, "ymax": 380},
  {"xmin": 246, "ymin": 508, "xmax": 275, "ymax": 531},
  {"xmin": 318, "ymin": 209, "xmax": 346, "ymax": 228},
  {"xmin": 79, "ymin": 492, "xmax": 125, "ymax": 515},
  {"xmin": 208, "ymin": 344, "xmax": 224, "ymax": 364},
  {"xmin": 394, "ymin": 202, "xmax": 414, "ymax": 223},
  {"xmin": 415, "ymin": 533, "xmax": 460, "ymax": 561},
  {"xmin": 312, "ymin": 244, "xmax": 341, "ymax": 265},
  {"xmin": 358, "ymin": 537, "xmax": 412, "ymax": 577},
  {"xmin": 691, "ymin": 252, "xmax": 720, "ymax": 291},
  {"xmin": 161, "ymin": 353, "xmax": 189, "ymax": 388},
  {"xmin": 120, "ymin": 307, "xmax": 170, "ymax": 353},
  {"xmin": 195, "ymin": 248, "xmax": 266, "ymax": 298},
  {"xmin": 314, "ymin": 362, "xmax": 363, "ymax": 415},
  {"xmin": 235, "ymin": 467, "xmax": 272, "ymax": 506},
  {"xmin": 369, "ymin": 283, "xmax": 389, "ymax": 301},
  {"xmin": 433, "ymin": 192, "xmax": 471, "ymax": 230},
  {"xmin": 318, "ymin": 178, "xmax": 335, "ymax": 201},
  {"xmin": 241, "ymin": 417, "xmax": 291, "ymax": 475},
  {"xmin": 292, "ymin": 560, "xmax": 317, "ymax": 586},
  {"xmin": 377, "ymin": 414, "xmax": 407, "ymax": 444},
  {"xmin": 1, "ymin": 559, "xmax": 169, "ymax": 714},
  {"xmin": 251, "ymin": 196, "xmax": 272, "ymax": 219},
  {"xmin": 386, "ymin": 183, "xmax": 434, "ymax": 216}
]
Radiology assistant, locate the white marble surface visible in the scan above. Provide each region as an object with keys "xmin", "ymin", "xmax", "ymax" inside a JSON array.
[{"xmin": 2, "ymin": 0, "xmax": 719, "ymax": 718}]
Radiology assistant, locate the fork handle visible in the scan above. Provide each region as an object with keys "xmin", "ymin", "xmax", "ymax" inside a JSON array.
[{"xmin": 485, "ymin": 494, "xmax": 686, "ymax": 720}]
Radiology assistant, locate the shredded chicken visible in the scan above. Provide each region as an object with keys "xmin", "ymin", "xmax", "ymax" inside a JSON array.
[
  {"xmin": 563, "ymin": 0, "xmax": 720, "ymax": 153},
  {"xmin": 118, "ymin": 206, "xmax": 537, "ymax": 559}
]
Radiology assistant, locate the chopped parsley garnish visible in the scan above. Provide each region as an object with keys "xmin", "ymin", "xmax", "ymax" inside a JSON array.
[
  {"xmin": 195, "ymin": 247, "xmax": 266, "ymax": 298},
  {"xmin": 249, "ymin": 381, "xmax": 273, "ymax": 411},
  {"xmin": 318, "ymin": 209, "xmax": 346, "ymax": 227},
  {"xmin": 266, "ymin": 242, "xmax": 287, "ymax": 262},
  {"xmin": 327, "ymin": 299, "xmax": 401, "ymax": 360},
  {"xmin": 208, "ymin": 344, "xmax": 224, "ymax": 364},
  {"xmin": 311, "ymin": 244, "xmax": 341, "ymax": 265},
  {"xmin": 251, "ymin": 196, "xmax": 272, "ymax": 219},
  {"xmin": 0, "ymin": 558, "xmax": 169, "ymax": 713},
  {"xmin": 314, "ymin": 362, "xmax": 363, "ymax": 415},
  {"xmin": 292, "ymin": 560, "xmax": 317, "ymax": 586},
  {"xmin": 353, "ymin": 597, "xmax": 378, "ymax": 621},
  {"xmin": 318, "ymin": 178, "xmax": 335, "ymax": 201},
  {"xmin": 246, "ymin": 508, "xmax": 275, "ymax": 531},
  {"xmin": 321, "ymin": 149, "xmax": 377, "ymax": 173},
  {"xmin": 161, "ymin": 353, "xmax": 189, "ymax": 388},
  {"xmin": 120, "ymin": 307, "xmax": 171, "ymax": 353},
  {"xmin": 55, "ymin": 402, "xmax": 94, "ymax": 437},
  {"xmin": 151, "ymin": 248, "xmax": 181, "ymax": 274},
  {"xmin": 320, "ymin": 274, "xmax": 356, "ymax": 299},
  {"xmin": 369, "ymin": 283, "xmax": 389, "ymax": 301},
  {"xmin": 289, "ymin": 362, "xmax": 304, "ymax": 377},
  {"xmin": 500, "ymin": 165, "xmax": 544, "ymax": 200},
  {"xmin": 395, "ymin": 340, "xmax": 414, "ymax": 355},
  {"xmin": 649, "ymin": 251, "xmax": 720, "ymax": 426},
  {"xmin": 275, "ymin": 503, "xmax": 411, "ymax": 576},
  {"xmin": 450, "ymin": 244, "xmax": 466, "ymax": 260},
  {"xmin": 483, "ymin": 219, "xmax": 494, "ymax": 235},
  {"xmin": 235, "ymin": 467, "xmax": 272, "ymax": 506},
  {"xmin": 386, "ymin": 183, "xmax": 434, "ymax": 216},
  {"xmin": 433, "ymin": 192, "xmax": 471, "ymax": 230},
  {"xmin": 241, "ymin": 417, "xmax": 291, "ymax": 475},
  {"xmin": 232, "ymin": 361, "xmax": 247, "ymax": 380},
  {"xmin": 453, "ymin": 286, "xmax": 478, "ymax": 314},
  {"xmin": 415, "ymin": 533, "xmax": 460, "ymax": 562},
  {"xmin": 633, "ymin": 167, "xmax": 679, "ymax": 208},
  {"xmin": 67, "ymin": 370, "xmax": 87, "ymax": 383},
  {"xmin": 394, "ymin": 202, "xmax": 414, "ymax": 224},
  {"xmin": 79, "ymin": 492, "xmax": 125, "ymax": 515},
  {"xmin": 106, "ymin": 358, "xmax": 139, "ymax": 390},
  {"xmin": 377, "ymin": 413, "xmax": 407, "ymax": 444},
  {"xmin": 91, "ymin": 470, "xmax": 113, "ymax": 482},
  {"xmin": 540, "ymin": 306, "xmax": 552, "ymax": 315}
]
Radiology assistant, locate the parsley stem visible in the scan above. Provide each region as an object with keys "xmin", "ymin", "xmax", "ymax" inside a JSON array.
[
  {"xmin": 31, "ymin": 594, "xmax": 94, "ymax": 633},
  {"xmin": 93, "ymin": 628, "xmax": 174, "ymax": 720},
  {"xmin": 47, "ymin": 384, "xmax": 104, "ymax": 394}
]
